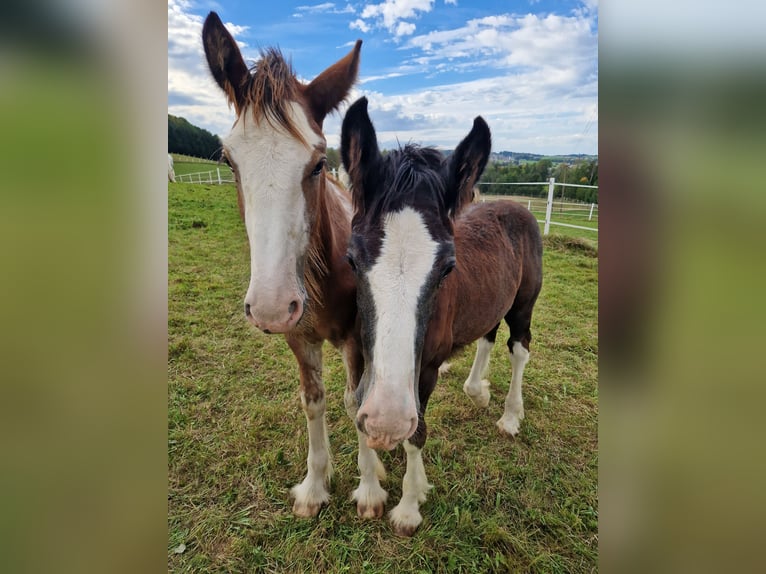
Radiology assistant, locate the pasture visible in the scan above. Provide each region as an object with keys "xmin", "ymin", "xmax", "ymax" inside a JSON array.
[{"xmin": 168, "ymin": 182, "xmax": 598, "ymax": 572}]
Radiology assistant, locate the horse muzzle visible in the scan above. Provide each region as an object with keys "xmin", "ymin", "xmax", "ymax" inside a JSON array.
[{"xmin": 245, "ymin": 297, "xmax": 305, "ymax": 334}]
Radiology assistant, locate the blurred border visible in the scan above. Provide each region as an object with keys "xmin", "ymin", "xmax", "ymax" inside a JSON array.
[
  {"xmin": 0, "ymin": 1, "xmax": 167, "ymax": 572},
  {"xmin": 2, "ymin": 1, "xmax": 766, "ymax": 572},
  {"xmin": 600, "ymin": 1, "xmax": 766, "ymax": 572}
]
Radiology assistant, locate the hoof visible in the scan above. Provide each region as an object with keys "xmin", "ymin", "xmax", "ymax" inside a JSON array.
[
  {"xmin": 290, "ymin": 480, "xmax": 329, "ymax": 518},
  {"xmin": 292, "ymin": 500, "xmax": 323, "ymax": 518},
  {"xmin": 393, "ymin": 522, "xmax": 420, "ymax": 537},
  {"xmin": 351, "ymin": 483, "xmax": 388, "ymax": 519},
  {"xmin": 464, "ymin": 379, "xmax": 490, "ymax": 408},
  {"xmin": 389, "ymin": 505, "xmax": 422, "ymax": 537},
  {"xmin": 357, "ymin": 501, "xmax": 386, "ymax": 519},
  {"xmin": 496, "ymin": 411, "xmax": 524, "ymax": 437}
]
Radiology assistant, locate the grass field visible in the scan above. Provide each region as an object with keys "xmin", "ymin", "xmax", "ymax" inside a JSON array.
[{"xmin": 168, "ymin": 182, "xmax": 598, "ymax": 573}]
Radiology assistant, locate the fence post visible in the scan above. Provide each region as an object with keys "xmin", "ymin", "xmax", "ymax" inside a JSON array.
[
  {"xmin": 217, "ymin": 168, "xmax": 222, "ymax": 185},
  {"xmin": 588, "ymin": 203, "xmax": 594, "ymax": 221},
  {"xmin": 544, "ymin": 177, "xmax": 555, "ymax": 235},
  {"xmin": 528, "ymin": 200, "xmax": 531, "ymax": 211}
]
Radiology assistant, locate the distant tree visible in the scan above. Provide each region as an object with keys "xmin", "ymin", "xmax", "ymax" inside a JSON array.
[
  {"xmin": 326, "ymin": 147, "xmax": 340, "ymax": 171},
  {"xmin": 168, "ymin": 114, "xmax": 222, "ymax": 160},
  {"xmin": 478, "ymin": 156, "xmax": 596, "ymax": 202}
]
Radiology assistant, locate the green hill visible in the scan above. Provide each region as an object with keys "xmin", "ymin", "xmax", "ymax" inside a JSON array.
[{"xmin": 168, "ymin": 115, "xmax": 222, "ymax": 160}]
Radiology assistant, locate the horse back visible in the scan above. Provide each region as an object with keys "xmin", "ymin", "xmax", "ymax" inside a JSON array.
[{"xmin": 444, "ymin": 200, "xmax": 543, "ymax": 349}]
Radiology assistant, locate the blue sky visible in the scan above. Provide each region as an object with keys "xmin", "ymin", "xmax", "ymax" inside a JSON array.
[{"xmin": 168, "ymin": 0, "xmax": 598, "ymax": 154}]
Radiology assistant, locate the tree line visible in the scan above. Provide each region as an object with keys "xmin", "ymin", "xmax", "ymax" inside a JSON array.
[
  {"xmin": 168, "ymin": 114, "xmax": 222, "ymax": 160},
  {"xmin": 480, "ymin": 159, "xmax": 598, "ymax": 204},
  {"xmin": 166, "ymin": 113, "xmax": 598, "ymax": 204}
]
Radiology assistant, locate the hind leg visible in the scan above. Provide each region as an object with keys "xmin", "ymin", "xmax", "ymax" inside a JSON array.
[
  {"xmin": 497, "ymin": 340, "xmax": 529, "ymax": 436},
  {"xmin": 463, "ymin": 323, "xmax": 500, "ymax": 408},
  {"xmin": 497, "ymin": 311, "xmax": 533, "ymax": 437}
]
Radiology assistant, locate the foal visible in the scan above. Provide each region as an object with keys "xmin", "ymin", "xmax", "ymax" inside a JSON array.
[
  {"xmin": 202, "ymin": 13, "xmax": 387, "ymax": 519},
  {"xmin": 341, "ymin": 97, "xmax": 543, "ymax": 535}
]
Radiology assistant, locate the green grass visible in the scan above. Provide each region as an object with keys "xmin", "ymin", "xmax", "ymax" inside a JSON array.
[{"xmin": 169, "ymin": 182, "xmax": 598, "ymax": 573}]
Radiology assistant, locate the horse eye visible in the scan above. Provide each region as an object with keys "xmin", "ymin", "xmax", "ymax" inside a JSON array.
[
  {"xmin": 439, "ymin": 261, "xmax": 455, "ymax": 282},
  {"xmin": 311, "ymin": 158, "xmax": 326, "ymax": 177},
  {"xmin": 346, "ymin": 254, "xmax": 357, "ymax": 272}
]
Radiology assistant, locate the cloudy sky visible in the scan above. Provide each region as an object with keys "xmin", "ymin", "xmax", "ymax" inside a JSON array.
[{"xmin": 168, "ymin": 0, "xmax": 598, "ymax": 154}]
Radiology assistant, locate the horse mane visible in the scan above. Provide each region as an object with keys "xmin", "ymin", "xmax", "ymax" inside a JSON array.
[
  {"xmin": 242, "ymin": 48, "xmax": 308, "ymax": 145},
  {"xmin": 368, "ymin": 145, "xmax": 447, "ymax": 220}
]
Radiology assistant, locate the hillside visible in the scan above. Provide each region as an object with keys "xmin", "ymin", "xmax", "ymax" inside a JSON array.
[
  {"xmin": 168, "ymin": 115, "xmax": 222, "ymax": 160},
  {"xmin": 489, "ymin": 151, "xmax": 597, "ymax": 165}
]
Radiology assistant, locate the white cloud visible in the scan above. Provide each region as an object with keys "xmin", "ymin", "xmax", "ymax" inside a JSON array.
[
  {"xmin": 167, "ymin": 0, "xmax": 248, "ymax": 137},
  {"xmin": 322, "ymin": 70, "xmax": 597, "ymax": 154},
  {"xmin": 353, "ymin": 0, "xmax": 434, "ymax": 35},
  {"xmin": 168, "ymin": 0, "xmax": 597, "ymax": 154},
  {"xmin": 405, "ymin": 11, "xmax": 595, "ymax": 80},
  {"xmin": 293, "ymin": 2, "xmax": 356, "ymax": 17},
  {"xmin": 325, "ymin": 6, "xmax": 598, "ymax": 154},
  {"xmin": 395, "ymin": 21, "xmax": 416, "ymax": 36},
  {"xmin": 350, "ymin": 18, "xmax": 371, "ymax": 33}
]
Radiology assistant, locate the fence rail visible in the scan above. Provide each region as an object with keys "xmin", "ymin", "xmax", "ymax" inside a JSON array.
[
  {"xmin": 170, "ymin": 170, "xmax": 598, "ymax": 237},
  {"xmin": 478, "ymin": 179, "xmax": 598, "ymax": 235},
  {"xmin": 174, "ymin": 168, "xmax": 235, "ymax": 185}
]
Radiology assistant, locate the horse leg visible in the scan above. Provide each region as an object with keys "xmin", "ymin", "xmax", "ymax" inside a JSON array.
[
  {"xmin": 389, "ymin": 439, "xmax": 432, "ymax": 537},
  {"xmin": 286, "ymin": 337, "xmax": 332, "ymax": 517},
  {"xmin": 389, "ymin": 367, "xmax": 436, "ymax": 536},
  {"xmin": 463, "ymin": 322, "xmax": 500, "ymax": 408},
  {"xmin": 342, "ymin": 342, "xmax": 388, "ymax": 519},
  {"xmin": 497, "ymin": 308, "xmax": 533, "ymax": 437}
]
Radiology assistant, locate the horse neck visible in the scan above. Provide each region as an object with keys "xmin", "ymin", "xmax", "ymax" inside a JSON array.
[{"xmin": 304, "ymin": 175, "xmax": 352, "ymax": 306}]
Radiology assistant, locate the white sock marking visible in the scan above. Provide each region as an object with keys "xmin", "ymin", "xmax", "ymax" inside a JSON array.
[
  {"xmin": 463, "ymin": 337, "xmax": 493, "ymax": 407},
  {"xmin": 497, "ymin": 341, "xmax": 529, "ymax": 436},
  {"xmin": 389, "ymin": 440, "xmax": 432, "ymax": 534}
]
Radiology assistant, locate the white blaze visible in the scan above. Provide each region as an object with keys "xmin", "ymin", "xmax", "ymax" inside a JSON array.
[
  {"xmin": 223, "ymin": 102, "xmax": 323, "ymax": 325},
  {"xmin": 367, "ymin": 207, "xmax": 438, "ymax": 407}
]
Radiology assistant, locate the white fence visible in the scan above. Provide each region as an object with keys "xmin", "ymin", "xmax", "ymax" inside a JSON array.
[
  {"xmin": 478, "ymin": 179, "xmax": 598, "ymax": 235},
  {"xmin": 171, "ymin": 170, "xmax": 597, "ymax": 236},
  {"xmin": 174, "ymin": 168, "xmax": 235, "ymax": 185},
  {"xmin": 172, "ymin": 166, "xmax": 341, "ymax": 185}
]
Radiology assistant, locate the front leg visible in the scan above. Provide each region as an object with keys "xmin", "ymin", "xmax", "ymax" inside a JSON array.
[
  {"xmin": 389, "ymin": 438, "xmax": 432, "ymax": 536},
  {"xmin": 342, "ymin": 341, "xmax": 388, "ymax": 518},
  {"xmin": 287, "ymin": 336, "xmax": 331, "ymax": 517},
  {"xmin": 389, "ymin": 365, "xmax": 437, "ymax": 536}
]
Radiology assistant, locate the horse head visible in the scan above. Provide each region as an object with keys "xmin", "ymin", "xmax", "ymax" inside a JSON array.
[{"xmin": 203, "ymin": 12, "xmax": 361, "ymax": 333}]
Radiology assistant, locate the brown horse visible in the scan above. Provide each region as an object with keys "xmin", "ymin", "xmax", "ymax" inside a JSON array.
[
  {"xmin": 341, "ymin": 97, "xmax": 543, "ymax": 535},
  {"xmin": 202, "ymin": 13, "xmax": 390, "ymax": 519}
]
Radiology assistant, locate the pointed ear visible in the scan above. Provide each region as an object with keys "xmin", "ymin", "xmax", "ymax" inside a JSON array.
[
  {"xmin": 341, "ymin": 97, "xmax": 381, "ymax": 215},
  {"xmin": 304, "ymin": 40, "xmax": 362, "ymax": 127},
  {"xmin": 202, "ymin": 12, "xmax": 250, "ymax": 113},
  {"xmin": 445, "ymin": 116, "xmax": 491, "ymax": 216}
]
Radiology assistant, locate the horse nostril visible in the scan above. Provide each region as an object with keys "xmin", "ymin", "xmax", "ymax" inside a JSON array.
[
  {"xmin": 357, "ymin": 413, "xmax": 368, "ymax": 433},
  {"xmin": 288, "ymin": 300, "xmax": 299, "ymax": 315},
  {"xmin": 245, "ymin": 303, "xmax": 251, "ymax": 317}
]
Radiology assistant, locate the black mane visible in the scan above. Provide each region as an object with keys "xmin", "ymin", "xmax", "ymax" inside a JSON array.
[{"xmin": 366, "ymin": 144, "xmax": 448, "ymax": 221}]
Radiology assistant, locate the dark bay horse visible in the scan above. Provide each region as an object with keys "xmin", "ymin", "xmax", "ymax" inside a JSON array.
[
  {"xmin": 202, "ymin": 13, "xmax": 389, "ymax": 519},
  {"xmin": 341, "ymin": 97, "xmax": 543, "ymax": 535}
]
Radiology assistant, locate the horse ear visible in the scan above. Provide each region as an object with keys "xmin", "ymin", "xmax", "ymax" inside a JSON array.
[
  {"xmin": 202, "ymin": 12, "xmax": 250, "ymax": 113},
  {"xmin": 341, "ymin": 97, "xmax": 381, "ymax": 215},
  {"xmin": 445, "ymin": 116, "xmax": 491, "ymax": 216},
  {"xmin": 304, "ymin": 40, "xmax": 362, "ymax": 127}
]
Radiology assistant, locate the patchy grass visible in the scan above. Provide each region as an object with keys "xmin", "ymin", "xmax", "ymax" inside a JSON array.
[{"xmin": 168, "ymin": 182, "xmax": 597, "ymax": 573}]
